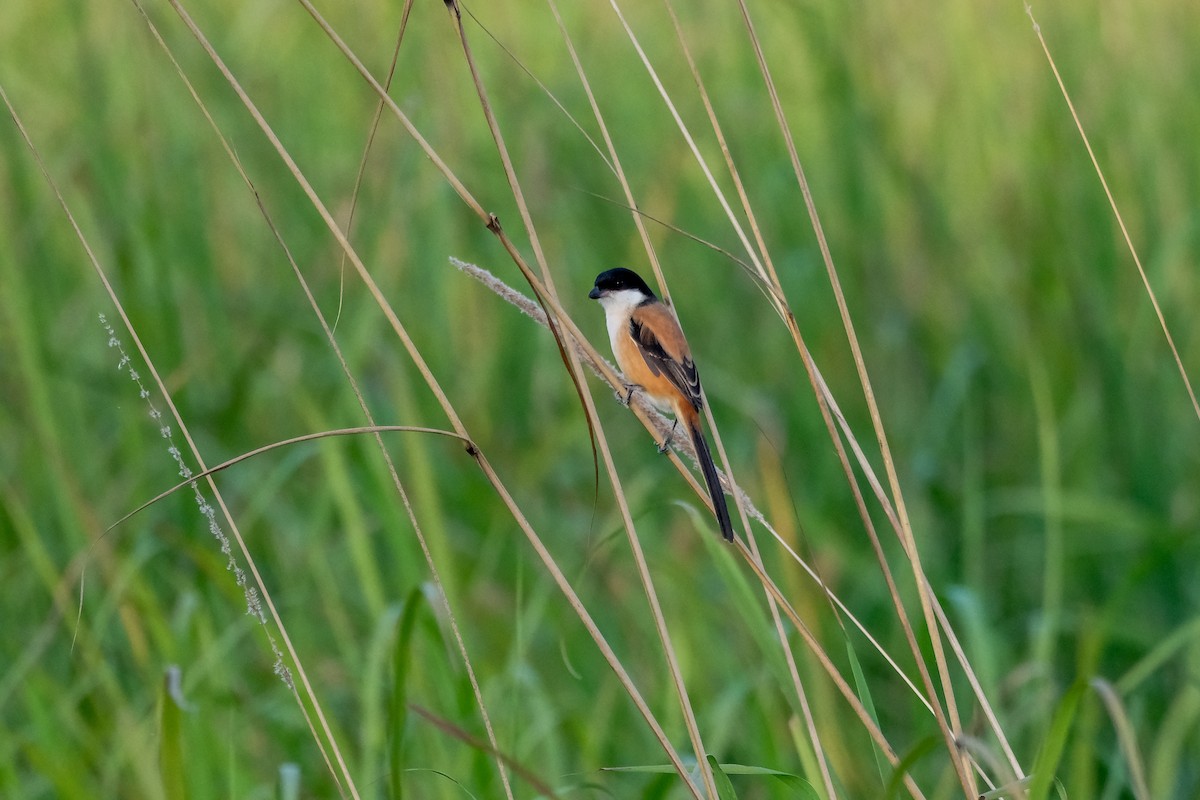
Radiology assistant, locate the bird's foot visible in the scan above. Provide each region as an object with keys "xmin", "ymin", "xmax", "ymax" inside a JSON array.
[{"xmin": 656, "ymin": 421, "xmax": 678, "ymax": 454}]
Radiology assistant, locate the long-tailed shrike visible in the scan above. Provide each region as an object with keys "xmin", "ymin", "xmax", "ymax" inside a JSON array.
[{"xmin": 588, "ymin": 267, "xmax": 734, "ymax": 542}]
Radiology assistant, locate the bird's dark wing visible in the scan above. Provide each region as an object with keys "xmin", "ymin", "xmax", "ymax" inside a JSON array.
[{"xmin": 629, "ymin": 308, "xmax": 703, "ymax": 412}]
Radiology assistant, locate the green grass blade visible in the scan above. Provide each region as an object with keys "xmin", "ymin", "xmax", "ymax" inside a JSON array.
[
  {"xmin": 1089, "ymin": 678, "xmax": 1150, "ymax": 799},
  {"xmin": 1028, "ymin": 679, "xmax": 1087, "ymax": 800},
  {"xmin": 844, "ymin": 638, "xmax": 886, "ymax": 787},
  {"xmin": 706, "ymin": 755, "xmax": 738, "ymax": 800},
  {"xmin": 278, "ymin": 763, "xmax": 300, "ymax": 800},
  {"xmin": 389, "ymin": 587, "xmax": 426, "ymax": 800},
  {"xmin": 159, "ymin": 667, "xmax": 187, "ymax": 800}
]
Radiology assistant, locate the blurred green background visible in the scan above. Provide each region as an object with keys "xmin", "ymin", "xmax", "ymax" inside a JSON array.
[{"xmin": 2, "ymin": 0, "xmax": 1198, "ymax": 797}]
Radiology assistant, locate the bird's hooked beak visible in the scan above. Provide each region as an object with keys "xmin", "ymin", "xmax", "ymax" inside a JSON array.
[{"xmin": 587, "ymin": 286, "xmax": 602, "ymax": 300}]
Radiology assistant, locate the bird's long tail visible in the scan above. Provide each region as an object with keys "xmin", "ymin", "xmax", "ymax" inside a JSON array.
[{"xmin": 688, "ymin": 421, "xmax": 734, "ymax": 542}]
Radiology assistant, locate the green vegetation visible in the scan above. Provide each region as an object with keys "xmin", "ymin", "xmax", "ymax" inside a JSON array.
[{"xmin": 1, "ymin": 0, "xmax": 1198, "ymax": 797}]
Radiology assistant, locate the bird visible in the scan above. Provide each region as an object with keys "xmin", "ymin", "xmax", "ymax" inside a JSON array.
[{"xmin": 588, "ymin": 267, "xmax": 734, "ymax": 542}]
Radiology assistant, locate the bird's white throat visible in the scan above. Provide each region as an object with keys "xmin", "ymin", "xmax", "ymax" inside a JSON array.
[{"xmin": 596, "ymin": 288, "xmax": 649, "ymax": 352}]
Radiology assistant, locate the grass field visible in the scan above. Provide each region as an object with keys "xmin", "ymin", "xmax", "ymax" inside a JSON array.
[{"xmin": 2, "ymin": 0, "xmax": 1199, "ymax": 798}]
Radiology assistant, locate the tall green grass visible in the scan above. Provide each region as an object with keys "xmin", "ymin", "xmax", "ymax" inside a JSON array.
[{"xmin": 1, "ymin": 0, "xmax": 1198, "ymax": 797}]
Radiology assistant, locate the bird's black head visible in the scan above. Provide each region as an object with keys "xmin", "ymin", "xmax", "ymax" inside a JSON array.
[{"xmin": 588, "ymin": 267, "xmax": 656, "ymax": 301}]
